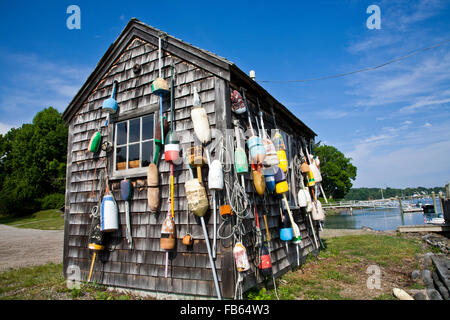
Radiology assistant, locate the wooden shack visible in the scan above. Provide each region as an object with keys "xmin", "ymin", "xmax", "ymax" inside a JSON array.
[{"xmin": 62, "ymin": 18, "xmax": 319, "ymax": 299}]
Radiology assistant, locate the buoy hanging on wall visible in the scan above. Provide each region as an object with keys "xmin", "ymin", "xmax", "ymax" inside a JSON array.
[
  {"xmin": 230, "ymin": 89, "xmax": 247, "ymax": 114},
  {"xmin": 184, "ymin": 178, "xmax": 209, "ymax": 217},
  {"xmin": 147, "ymin": 163, "xmax": 160, "ymax": 212},
  {"xmin": 102, "ymin": 80, "xmax": 119, "ymax": 114},
  {"xmin": 263, "ymin": 166, "xmax": 276, "ymax": 193},
  {"xmin": 164, "ymin": 65, "xmax": 180, "ymax": 163},
  {"xmin": 280, "ymin": 212, "xmax": 293, "ymax": 242},
  {"xmin": 160, "ymin": 214, "xmax": 176, "ymax": 250},
  {"xmin": 233, "ymin": 242, "xmax": 250, "ymax": 272},
  {"xmin": 259, "ymin": 244, "xmax": 272, "ymax": 277},
  {"xmin": 252, "ymin": 163, "xmax": 266, "ymax": 196},
  {"xmin": 191, "ymin": 87, "xmax": 211, "ymax": 144},
  {"xmin": 88, "ymin": 131, "xmax": 102, "ymax": 153},
  {"xmin": 100, "ymin": 183, "xmax": 119, "ymax": 232}
]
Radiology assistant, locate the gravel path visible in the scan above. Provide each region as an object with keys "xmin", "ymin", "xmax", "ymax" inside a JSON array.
[{"xmin": 0, "ymin": 224, "xmax": 64, "ymax": 271}]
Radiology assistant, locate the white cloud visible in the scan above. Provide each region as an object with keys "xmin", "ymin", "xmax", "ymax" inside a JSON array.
[
  {"xmin": 0, "ymin": 122, "xmax": 16, "ymax": 135},
  {"xmin": 0, "ymin": 52, "xmax": 91, "ymax": 123}
]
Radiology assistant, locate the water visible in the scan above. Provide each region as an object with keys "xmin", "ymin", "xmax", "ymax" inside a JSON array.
[{"xmin": 324, "ymin": 198, "xmax": 444, "ymax": 231}]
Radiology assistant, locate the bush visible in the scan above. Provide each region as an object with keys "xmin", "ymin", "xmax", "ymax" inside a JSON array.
[{"xmin": 40, "ymin": 193, "xmax": 65, "ymax": 210}]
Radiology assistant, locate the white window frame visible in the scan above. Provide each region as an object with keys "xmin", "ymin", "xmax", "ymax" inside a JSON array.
[{"xmin": 113, "ymin": 113, "xmax": 155, "ymax": 178}]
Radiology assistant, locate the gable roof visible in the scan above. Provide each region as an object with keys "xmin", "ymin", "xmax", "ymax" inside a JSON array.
[{"xmin": 62, "ymin": 18, "xmax": 316, "ymax": 137}]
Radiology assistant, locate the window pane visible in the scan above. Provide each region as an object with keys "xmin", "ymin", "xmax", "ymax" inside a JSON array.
[
  {"xmin": 141, "ymin": 141, "xmax": 153, "ymax": 167},
  {"xmin": 116, "ymin": 122, "xmax": 127, "ymax": 146},
  {"xmin": 128, "ymin": 144, "xmax": 140, "ymax": 169},
  {"xmin": 129, "ymin": 118, "xmax": 140, "ymax": 143},
  {"xmin": 116, "ymin": 147, "xmax": 126, "ymax": 171},
  {"xmin": 142, "ymin": 115, "xmax": 154, "ymax": 140}
]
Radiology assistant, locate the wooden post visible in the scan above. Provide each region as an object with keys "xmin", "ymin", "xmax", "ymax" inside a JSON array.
[
  {"xmin": 432, "ymin": 191, "xmax": 438, "ymax": 216},
  {"xmin": 397, "ymin": 196, "xmax": 403, "ymax": 215},
  {"xmin": 446, "ymin": 182, "xmax": 450, "ymax": 199}
]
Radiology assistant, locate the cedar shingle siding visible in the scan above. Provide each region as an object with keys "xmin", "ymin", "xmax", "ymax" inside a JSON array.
[{"xmin": 63, "ymin": 19, "xmax": 318, "ymax": 299}]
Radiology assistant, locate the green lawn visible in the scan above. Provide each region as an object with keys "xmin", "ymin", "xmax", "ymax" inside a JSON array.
[
  {"xmin": 0, "ymin": 209, "xmax": 64, "ymax": 230},
  {"xmin": 0, "ymin": 233, "xmax": 425, "ymax": 300},
  {"xmin": 0, "ymin": 263, "xmax": 142, "ymax": 300},
  {"xmin": 247, "ymin": 234, "xmax": 426, "ymax": 300}
]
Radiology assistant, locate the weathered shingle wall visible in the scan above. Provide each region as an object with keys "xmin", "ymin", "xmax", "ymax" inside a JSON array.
[{"xmin": 63, "ymin": 35, "xmax": 320, "ymax": 299}]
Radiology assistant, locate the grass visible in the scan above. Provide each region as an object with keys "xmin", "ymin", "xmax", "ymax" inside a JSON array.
[
  {"xmin": 0, "ymin": 209, "xmax": 64, "ymax": 230},
  {"xmin": 0, "ymin": 233, "xmax": 426, "ymax": 300},
  {"xmin": 246, "ymin": 234, "xmax": 426, "ymax": 300},
  {"xmin": 0, "ymin": 263, "xmax": 142, "ymax": 300}
]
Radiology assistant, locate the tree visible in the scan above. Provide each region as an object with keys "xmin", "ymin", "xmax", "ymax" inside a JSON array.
[
  {"xmin": 0, "ymin": 107, "xmax": 68, "ymax": 215},
  {"xmin": 314, "ymin": 143, "xmax": 357, "ymax": 200}
]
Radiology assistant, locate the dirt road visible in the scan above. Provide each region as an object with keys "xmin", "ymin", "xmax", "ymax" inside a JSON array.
[{"xmin": 0, "ymin": 224, "xmax": 64, "ymax": 271}]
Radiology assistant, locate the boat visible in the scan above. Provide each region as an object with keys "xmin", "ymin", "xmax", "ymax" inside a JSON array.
[
  {"xmin": 403, "ymin": 205, "xmax": 423, "ymax": 213},
  {"xmin": 425, "ymin": 217, "xmax": 445, "ymax": 225}
]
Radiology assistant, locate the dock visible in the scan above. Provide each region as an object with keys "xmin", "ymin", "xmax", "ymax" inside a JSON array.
[{"xmin": 397, "ymin": 224, "xmax": 450, "ymax": 233}]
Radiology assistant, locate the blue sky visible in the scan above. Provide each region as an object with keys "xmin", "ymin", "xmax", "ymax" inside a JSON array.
[{"xmin": 0, "ymin": 0, "xmax": 449, "ymax": 188}]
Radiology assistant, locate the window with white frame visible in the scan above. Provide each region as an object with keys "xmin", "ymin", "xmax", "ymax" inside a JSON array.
[{"xmin": 114, "ymin": 114, "xmax": 155, "ymax": 174}]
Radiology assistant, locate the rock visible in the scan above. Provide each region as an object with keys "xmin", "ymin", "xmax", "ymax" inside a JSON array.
[
  {"xmin": 422, "ymin": 269, "xmax": 434, "ymax": 288},
  {"xmin": 427, "ymin": 289, "xmax": 443, "ymax": 300},
  {"xmin": 393, "ymin": 288, "xmax": 414, "ymax": 300},
  {"xmin": 437, "ymin": 285, "xmax": 449, "ymax": 300},
  {"xmin": 411, "ymin": 270, "xmax": 421, "ymax": 281},
  {"xmin": 424, "ymin": 252, "xmax": 434, "ymax": 268},
  {"xmin": 413, "ymin": 292, "xmax": 427, "ymax": 300}
]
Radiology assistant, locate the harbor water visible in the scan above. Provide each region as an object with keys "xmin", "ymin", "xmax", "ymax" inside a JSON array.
[{"xmin": 324, "ymin": 198, "xmax": 444, "ymax": 231}]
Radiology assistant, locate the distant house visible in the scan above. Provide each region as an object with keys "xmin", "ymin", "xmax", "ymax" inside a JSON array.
[{"xmin": 62, "ymin": 18, "xmax": 318, "ymax": 299}]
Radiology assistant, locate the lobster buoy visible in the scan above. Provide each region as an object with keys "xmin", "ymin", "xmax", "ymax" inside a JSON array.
[
  {"xmin": 182, "ymin": 234, "xmax": 193, "ymax": 246},
  {"xmin": 309, "ymin": 158, "xmax": 322, "ymax": 183},
  {"xmin": 164, "ymin": 130, "xmax": 180, "ymax": 162},
  {"xmin": 120, "ymin": 179, "xmax": 133, "ymax": 201},
  {"xmin": 247, "ymin": 135, "xmax": 266, "ymax": 164},
  {"xmin": 307, "ymin": 169, "xmax": 316, "ymax": 187},
  {"xmin": 230, "ymin": 90, "xmax": 247, "ymax": 114},
  {"xmin": 208, "ymin": 159, "xmax": 223, "ymax": 190},
  {"xmin": 300, "ymin": 161, "xmax": 310, "ymax": 173},
  {"xmin": 273, "ymin": 131, "xmax": 288, "ymax": 173},
  {"xmin": 312, "ymin": 200, "xmax": 325, "ymax": 221},
  {"xmin": 234, "ymin": 123, "xmax": 248, "ymax": 174},
  {"xmin": 102, "ymin": 80, "xmax": 119, "ymax": 114},
  {"xmin": 88, "ymin": 131, "xmax": 101, "ymax": 153},
  {"xmin": 259, "ymin": 244, "xmax": 272, "ymax": 277},
  {"xmin": 263, "ymin": 166, "xmax": 276, "ymax": 193},
  {"xmin": 233, "ymin": 242, "xmax": 250, "ymax": 272},
  {"xmin": 297, "ymin": 188, "xmax": 309, "ymax": 208},
  {"xmin": 147, "ymin": 163, "xmax": 159, "ymax": 212},
  {"xmin": 220, "ymin": 204, "xmax": 232, "ymax": 216},
  {"xmin": 191, "ymin": 87, "xmax": 211, "ymax": 144},
  {"xmin": 259, "ymin": 110, "xmax": 279, "ymax": 167},
  {"xmin": 280, "ymin": 213, "xmax": 293, "ymax": 241},
  {"xmin": 151, "ymin": 77, "xmax": 169, "ymax": 94},
  {"xmin": 252, "ymin": 163, "xmax": 266, "ymax": 196},
  {"xmin": 184, "ymin": 178, "xmax": 209, "ymax": 217},
  {"xmin": 160, "ymin": 216, "xmax": 176, "ymax": 250},
  {"xmin": 274, "ymin": 166, "xmax": 289, "ymax": 195},
  {"xmin": 100, "ymin": 191, "xmax": 119, "ymax": 232},
  {"xmin": 315, "ymin": 157, "xmax": 320, "ymax": 168}
]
